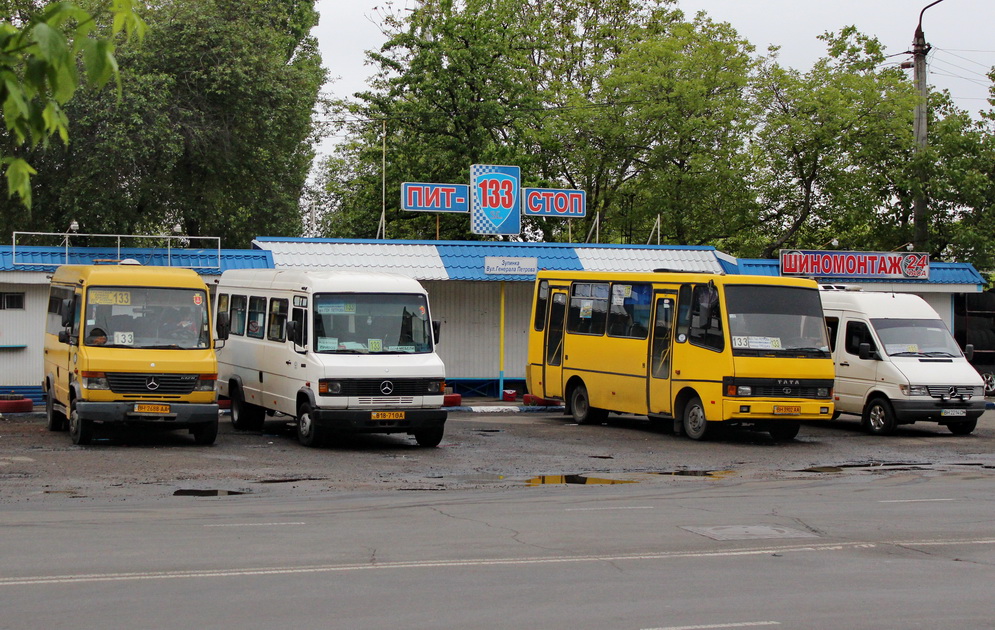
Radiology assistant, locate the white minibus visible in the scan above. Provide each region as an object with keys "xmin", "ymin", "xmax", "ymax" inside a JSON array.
[
  {"xmin": 822, "ymin": 287, "xmax": 985, "ymax": 435},
  {"xmin": 214, "ymin": 269, "xmax": 447, "ymax": 447}
]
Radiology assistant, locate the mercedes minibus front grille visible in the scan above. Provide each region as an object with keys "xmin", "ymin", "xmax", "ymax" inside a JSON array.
[
  {"xmin": 106, "ymin": 373, "xmax": 198, "ymax": 395},
  {"xmin": 335, "ymin": 379, "xmax": 436, "ymax": 396}
]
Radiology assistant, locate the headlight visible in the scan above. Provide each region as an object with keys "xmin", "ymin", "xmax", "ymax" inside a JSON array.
[
  {"xmin": 80, "ymin": 371, "xmax": 109, "ymax": 390},
  {"xmin": 318, "ymin": 380, "xmax": 342, "ymax": 395},
  {"xmin": 426, "ymin": 380, "xmax": 445, "ymax": 394},
  {"xmin": 195, "ymin": 374, "xmax": 216, "ymax": 391},
  {"xmin": 817, "ymin": 388, "xmax": 830, "ymax": 398},
  {"xmin": 900, "ymin": 384, "xmax": 929, "ymax": 396}
]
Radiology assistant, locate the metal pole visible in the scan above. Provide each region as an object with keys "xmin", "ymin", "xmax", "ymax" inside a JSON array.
[{"xmin": 911, "ymin": 0, "xmax": 946, "ymax": 253}]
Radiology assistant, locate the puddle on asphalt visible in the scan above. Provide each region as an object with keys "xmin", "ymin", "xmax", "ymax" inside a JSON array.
[
  {"xmin": 173, "ymin": 489, "xmax": 247, "ymax": 497},
  {"xmin": 256, "ymin": 477, "xmax": 326, "ymax": 484},
  {"xmin": 526, "ymin": 474, "xmax": 638, "ymax": 486},
  {"xmin": 651, "ymin": 470, "xmax": 736, "ymax": 479}
]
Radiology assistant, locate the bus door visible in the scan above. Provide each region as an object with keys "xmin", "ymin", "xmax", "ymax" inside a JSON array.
[
  {"xmin": 543, "ymin": 290, "xmax": 568, "ymax": 399},
  {"xmin": 647, "ymin": 294, "xmax": 676, "ymax": 415}
]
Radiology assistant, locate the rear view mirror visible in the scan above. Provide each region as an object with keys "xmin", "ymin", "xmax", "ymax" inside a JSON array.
[
  {"xmin": 60, "ymin": 297, "xmax": 74, "ymax": 328},
  {"xmin": 216, "ymin": 312, "xmax": 230, "ymax": 340},
  {"xmin": 287, "ymin": 320, "xmax": 303, "ymax": 346},
  {"xmin": 432, "ymin": 320, "xmax": 441, "ymax": 344},
  {"xmin": 964, "ymin": 343, "xmax": 974, "ymax": 362},
  {"xmin": 858, "ymin": 342, "xmax": 876, "ymax": 361}
]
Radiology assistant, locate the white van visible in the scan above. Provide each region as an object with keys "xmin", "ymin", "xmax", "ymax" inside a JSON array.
[
  {"xmin": 821, "ymin": 287, "xmax": 985, "ymax": 435},
  {"xmin": 213, "ymin": 269, "xmax": 447, "ymax": 447}
]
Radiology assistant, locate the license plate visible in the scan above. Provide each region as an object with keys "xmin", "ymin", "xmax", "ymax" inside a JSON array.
[
  {"xmin": 372, "ymin": 411, "xmax": 405, "ymax": 420},
  {"xmin": 941, "ymin": 409, "xmax": 967, "ymax": 417},
  {"xmin": 773, "ymin": 405, "xmax": 802, "ymax": 415},
  {"xmin": 135, "ymin": 403, "xmax": 170, "ymax": 414}
]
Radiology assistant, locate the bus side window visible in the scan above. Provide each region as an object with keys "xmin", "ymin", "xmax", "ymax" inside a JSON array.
[
  {"xmin": 676, "ymin": 285, "xmax": 693, "ymax": 343},
  {"xmin": 533, "ymin": 280, "xmax": 549, "ymax": 332},
  {"xmin": 688, "ymin": 283, "xmax": 724, "ymax": 351},
  {"xmin": 268, "ymin": 298, "xmax": 289, "ymax": 342}
]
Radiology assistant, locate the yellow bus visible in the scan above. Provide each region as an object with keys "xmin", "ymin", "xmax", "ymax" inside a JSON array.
[
  {"xmin": 526, "ymin": 270, "xmax": 835, "ymax": 440},
  {"xmin": 42, "ymin": 263, "xmax": 220, "ymax": 445}
]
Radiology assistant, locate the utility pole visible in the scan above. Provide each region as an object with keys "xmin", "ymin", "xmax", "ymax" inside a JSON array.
[{"xmin": 911, "ymin": 0, "xmax": 947, "ymax": 253}]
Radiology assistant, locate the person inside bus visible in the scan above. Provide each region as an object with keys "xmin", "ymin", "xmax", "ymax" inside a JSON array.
[{"xmin": 85, "ymin": 327, "xmax": 108, "ymax": 346}]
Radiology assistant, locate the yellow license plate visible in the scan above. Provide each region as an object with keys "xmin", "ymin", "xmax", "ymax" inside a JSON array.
[
  {"xmin": 773, "ymin": 405, "xmax": 802, "ymax": 415},
  {"xmin": 135, "ymin": 404, "xmax": 170, "ymax": 414},
  {"xmin": 372, "ymin": 411, "xmax": 405, "ymax": 420}
]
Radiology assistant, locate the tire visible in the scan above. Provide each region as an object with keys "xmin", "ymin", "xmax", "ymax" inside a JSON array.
[
  {"xmin": 683, "ymin": 395, "xmax": 710, "ymax": 441},
  {"xmin": 414, "ymin": 427, "xmax": 444, "ymax": 447},
  {"xmin": 68, "ymin": 401, "xmax": 93, "ymax": 446},
  {"xmin": 981, "ymin": 371, "xmax": 995, "ymax": 397},
  {"xmin": 862, "ymin": 397, "xmax": 897, "ymax": 436},
  {"xmin": 191, "ymin": 420, "xmax": 219, "ymax": 445},
  {"xmin": 45, "ymin": 389, "xmax": 67, "ymax": 432},
  {"xmin": 768, "ymin": 422, "xmax": 801, "ymax": 442},
  {"xmin": 230, "ymin": 385, "xmax": 265, "ymax": 432},
  {"xmin": 296, "ymin": 402, "xmax": 325, "ymax": 447},
  {"xmin": 948, "ymin": 419, "xmax": 978, "ymax": 436},
  {"xmin": 570, "ymin": 383, "xmax": 608, "ymax": 425}
]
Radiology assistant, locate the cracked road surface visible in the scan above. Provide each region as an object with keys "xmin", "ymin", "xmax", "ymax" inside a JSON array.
[{"xmin": 2, "ymin": 409, "xmax": 995, "ymax": 629}]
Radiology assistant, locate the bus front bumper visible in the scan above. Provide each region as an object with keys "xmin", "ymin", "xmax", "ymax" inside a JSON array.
[
  {"xmin": 722, "ymin": 399, "xmax": 833, "ymax": 421},
  {"xmin": 311, "ymin": 408, "xmax": 448, "ymax": 433},
  {"xmin": 75, "ymin": 401, "xmax": 219, "ymax": 426}
]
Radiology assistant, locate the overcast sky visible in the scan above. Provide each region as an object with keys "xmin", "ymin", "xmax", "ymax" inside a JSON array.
[{"xmin": 312, "ymin": 0, "xmax": 995, "ymax": 156}]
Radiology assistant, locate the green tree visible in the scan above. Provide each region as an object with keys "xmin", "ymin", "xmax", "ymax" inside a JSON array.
[
  {"xmin": 743, "ymin": 28, "xmax": 917, "ymax": 258},
  {"xmin": 1, "ymin": 0, "xmax": 144, "ymax": 209},
  {"xmin": 1, "ymin": 0, "xmax": 324, "ymax": 247}
]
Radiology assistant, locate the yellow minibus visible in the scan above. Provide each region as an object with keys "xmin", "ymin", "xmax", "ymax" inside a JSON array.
[
  {"xmin": 526, "ymin": 270, "xmax": 835, "ymax": 440},
  {"xmin": 42, "ymin": 263, "xmax": 220, "ymax": 445}
]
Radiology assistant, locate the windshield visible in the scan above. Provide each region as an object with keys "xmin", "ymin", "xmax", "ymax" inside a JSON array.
[
  {"xmin": 83, "ymin": 286, "xmax": 209, "ymax": 349},
  {"xmin": 725, "ymin": 285, "xmax": 830, "ymax": 357},
  {"xmin": 313, "ymin": 293, "xmax": 433, "ymax": 354},
  {"xmin": 871, "ymin": 318, "xmax": 962, "ymax": 357}
]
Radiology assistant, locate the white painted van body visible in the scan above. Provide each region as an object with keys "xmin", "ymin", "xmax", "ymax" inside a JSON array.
[
  {"xmin": 821, "ymin": 288, "xmax": 984, "ymax": 435},
  {"xmin": 214, "ymin": 269, "xmax": 447, "ymax": 447}
]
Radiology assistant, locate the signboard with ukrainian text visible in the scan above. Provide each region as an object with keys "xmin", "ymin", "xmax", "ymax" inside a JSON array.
[
  {"xmin": 484, "ymin": 257, "xmax": 538, "ymax": 276},
  {"xmin": 470, "ymin": 164, "xmax": 520, "ymax": 235},
  {"xmin": 522, "ymin": 188, "xmax": 586, "ymax": 217},
  {"xmin": 780, "ymin": 250, "xmax": 930, "ymax": 280},
  {"xmin": 400, "ymin": 182, "xmax": 469, "ymax": 213}
]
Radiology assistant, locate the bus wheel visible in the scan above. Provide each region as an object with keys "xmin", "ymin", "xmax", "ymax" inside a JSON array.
[
  {"xmin": 231, "ymin": 385, "xmax": 265, "ymax": 432},
  {"xmin": 683, "ymin": 396, "xmax": 709, "ymax": 440},
  {"xmin": 414, "ymin": 427, "xmax": 445, "ymax": 447},
  {"xmin": 69, "ymin": 402, "xmax": 93, "ymax": 446},
  {"xmin": 45, "ymin": 389, "xmax": 67, "ymax": 432},
  {"xmin": 862, "ymin": 397, "xmax": 896, "ymax": 436},
  {"xmin": 192, "ymin": 420, "xmax": 219, "ymax": 445},
  {"xmin": 948, "ymin": 419, "xmax": 977, "ymax": 435},
  {"xmin": 570, "ymin": 384, "xmax": 608, "ymax": 425},
  {"xmin": 768, "ymin": 422, "xmax": 800, "ymax": 442},
  {"xmin": 297, "ymin": 403, "xmax": 324, "ymax": 447}
]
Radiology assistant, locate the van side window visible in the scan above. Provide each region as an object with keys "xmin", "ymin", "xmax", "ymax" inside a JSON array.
[
  {"xmin": 567, "ymin": 282, "xmax": 609, "ymax": 335},
  {"xmin": 268, "ymin": 298, "xmax": 289, "ymax": 342},
  {"xmin": 247, "ymin": 296, "xmax": 266, "ymax": 339},
  {"xmin": 824, "ymin": 316, "xmax": 839, "ymax": 352},
  {"xmin": 47, "ymin": 286, "xmax": 74, "ymax": 335},
  {"xmin": 844, "ymin": 321, "xmax": 876, "ymax": 355},
  {"xmin": 230, "ymin": 295, "xmax": 247, "ymax": 336}
]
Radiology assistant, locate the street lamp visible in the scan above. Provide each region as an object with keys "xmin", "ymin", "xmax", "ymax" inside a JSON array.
[{"xmin": 911, "ymin": 0, "xmax": 947, "ymax": 254}]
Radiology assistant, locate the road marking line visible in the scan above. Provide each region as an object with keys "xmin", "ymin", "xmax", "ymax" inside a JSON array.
[
  {"xmin": 879, "ymin": 499, "xmax": 955, "ymax": 503},
  {"xmin": 204, "ymin": 522, "xmax": 306, "ymax": 527},
  {"xmin": 0, "ymin": 543, "xmax": 865, "ymax": 587},
  {"xmin": 564, "ymin": 506, "xmax": 655, "ymax": 511},
  {"xmin": 642, "ymin": 622, "xmax": 781, "ymax": 630},
  {"xmin": 5, "ymin": 539, "xmax": 994, "ymax": 588}
]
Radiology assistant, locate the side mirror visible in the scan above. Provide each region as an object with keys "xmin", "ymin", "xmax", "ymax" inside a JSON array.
[
  {"xmin": 287, "ymin": 320, "xmax": 303, "ymax": 346},
  {"xmin": 965, "ymin": 343, "xmax": 974, "ymax": 362},
  {"xmin": 858, "ymin": 342, "xmax": 875, "ymax": 361},
  {"xmin": 58, "ymin": 330, "xmax": 70, "ymax": 344},
  {"xmin": 432, "ymin": 320, "xmax": 441, "ymax": 344},
  {"xmin": 61, "ymin": 298, "xmax": 74, "ymax": 328},
  {"xmin": 216, "ymin": 312, "xmax": 230, "ymax": 340}
]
